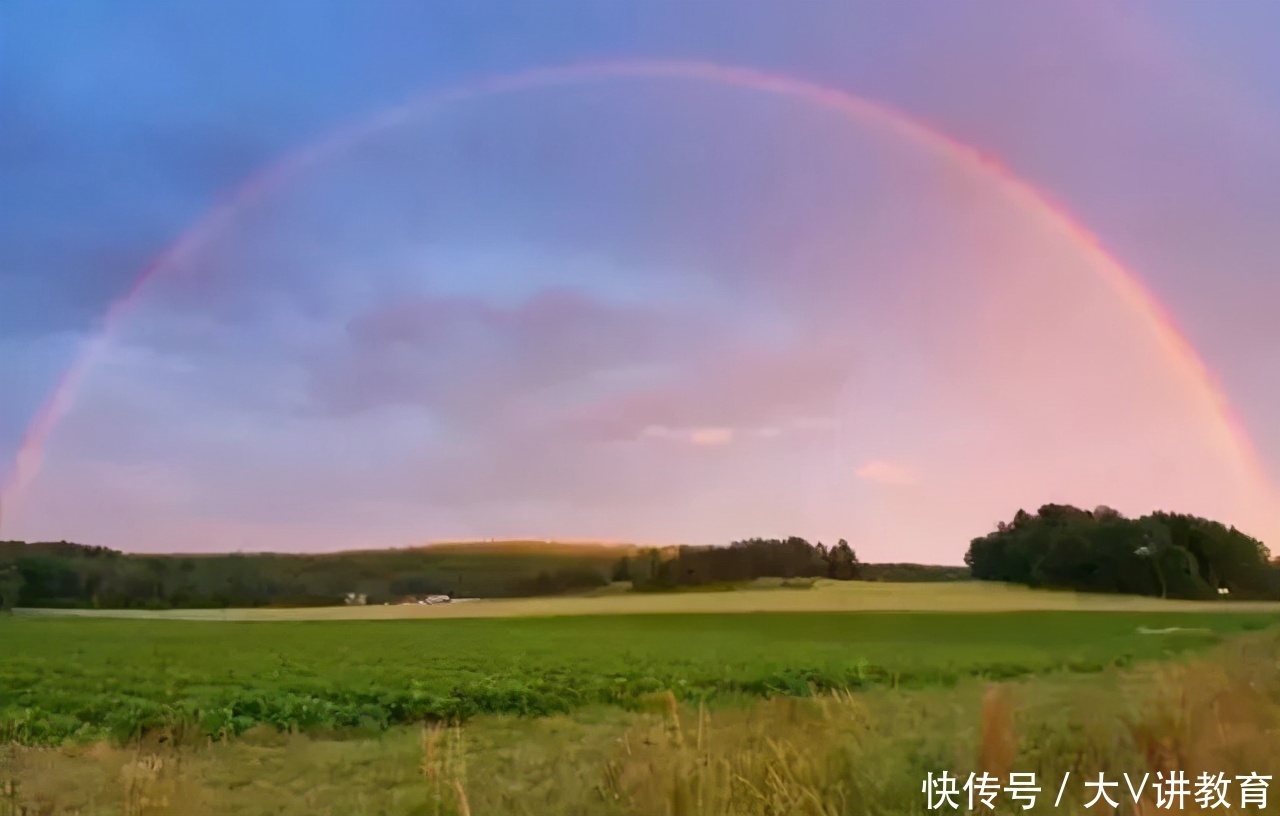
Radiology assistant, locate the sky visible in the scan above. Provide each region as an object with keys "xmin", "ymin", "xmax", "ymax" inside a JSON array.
[{"xmin": 1, "ymin": 1, "xmax": 1278, "ymax": 560}]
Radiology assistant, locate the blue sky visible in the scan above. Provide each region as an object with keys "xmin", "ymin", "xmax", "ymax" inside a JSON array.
[{"xmin": 2, "ymin": 1, "xmax": 1278, "ymax": 556}]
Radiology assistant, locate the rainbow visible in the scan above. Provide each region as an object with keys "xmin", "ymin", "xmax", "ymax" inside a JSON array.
[{"xmin": 2, "ymin": 59, "xmax": 1273, "ymax": 527}]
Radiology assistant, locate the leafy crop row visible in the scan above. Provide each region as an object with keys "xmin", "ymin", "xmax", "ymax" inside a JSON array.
[{"xmin": 2, "ymin": 611, "xmax": 1272, "ymax": 745}]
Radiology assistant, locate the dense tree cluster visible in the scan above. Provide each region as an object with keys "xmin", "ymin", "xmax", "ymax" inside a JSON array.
[
  {"xmin": 965, "ymin": 505, "xmax": 1280, "ymax": 600},
  {"xmin": 0, "ymin": 565, "xmax": 21, "ymax": 610},
  {"xmin": 615, "ymin": 537, "xmax": 862, "ymax": 590},
  {"xmin": 858, "ymin": 563, "xmax": 969, "ymax": 582}
]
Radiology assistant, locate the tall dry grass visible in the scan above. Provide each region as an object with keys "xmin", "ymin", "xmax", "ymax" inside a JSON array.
[
  {"xmin": 595, "ymin": 631, "xmax": 1279, "ymax": 815},
  {"xmin": 419, "ymin": 722, "xmax": 470, "ymax": 816}
]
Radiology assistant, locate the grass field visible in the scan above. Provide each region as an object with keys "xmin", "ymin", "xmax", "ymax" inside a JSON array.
[{"xmin": 16, "ymin": 579, "xmax": 1280, "ymax": 621}]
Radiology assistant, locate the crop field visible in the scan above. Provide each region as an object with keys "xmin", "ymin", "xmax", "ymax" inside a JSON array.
[{"xmin": 3, "ymin": 604, "xmax": 1277, "ymax": 747}]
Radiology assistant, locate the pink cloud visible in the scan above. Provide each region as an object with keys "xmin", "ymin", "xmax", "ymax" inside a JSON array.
[
  {"xmin": 856, "ymin": 460, "xmax": 919, "ymax": 487},
  {"xmin": 689, "ymin": 427, "xmax": 734, "ymax": 446}
]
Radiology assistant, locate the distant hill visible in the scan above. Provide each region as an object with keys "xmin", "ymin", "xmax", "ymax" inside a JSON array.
[
  {"xmin": 859, "ymin": 563, "xmax": 970, "ymax": 582},
  {"xmin": 0, "ymin": 537, "xmax": 981, "ymax": 611},
  {"xmin": 0, "ymin": 539, "xmax": 633, "ymax": 610}
]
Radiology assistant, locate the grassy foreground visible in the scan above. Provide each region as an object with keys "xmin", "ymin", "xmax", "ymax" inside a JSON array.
[
  {"xmin": 5, "ymin": 629, "xmax": 1279, "ymax": 816},
  {"xmin": 3, "ymin": 608, "xmax": 1276, "ymax": 745}
]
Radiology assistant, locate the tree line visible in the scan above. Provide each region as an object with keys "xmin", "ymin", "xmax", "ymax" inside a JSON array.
[
  {"xmin": 965, "ymin": 504, "xmax": 1280, "ymax": 600},
  {"xmin": 612, "ymin": 537, "xmax": 863, "ymax": 590},
  {"xmin": 0, "ymin": 536, "xmax": 966, "ymax": 609},
  {"xmin": 0, "ymin": 540, "xmax": 617, "ymax": 610},
  {"xmin": 4, "ymin": 505, "xmax": 1273, "ymax": 610}
]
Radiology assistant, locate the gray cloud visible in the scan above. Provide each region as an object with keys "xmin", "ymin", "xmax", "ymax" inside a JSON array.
[{"xmin": 301, "ymin": 287, "xmax": 856, "ymax": 443}]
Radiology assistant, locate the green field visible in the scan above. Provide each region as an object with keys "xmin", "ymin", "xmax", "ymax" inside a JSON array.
[
  {"xmin": 6, "ymin": 586, "xmax": 1280, "ymax": 816},
  {"xmin": 3, "ymin": 608, "xmax": 1276, "ymax": 746}
]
